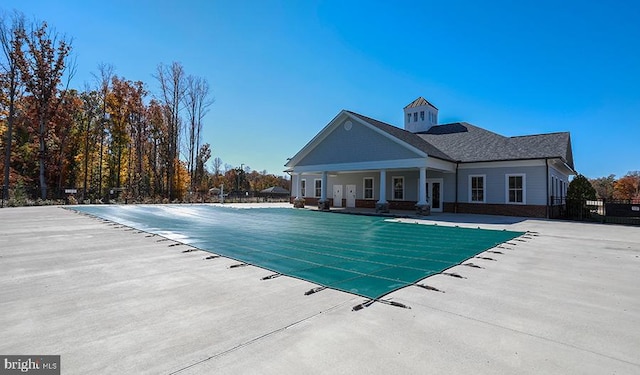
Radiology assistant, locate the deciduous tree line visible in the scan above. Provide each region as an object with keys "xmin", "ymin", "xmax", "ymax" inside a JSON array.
[
  {"xmin": 0, "ymin": 12, "xmax": 289, "ymax": 205},
  {"xmin": 589, "ymin": 171, "xmax": 640, "ymax": 201}
]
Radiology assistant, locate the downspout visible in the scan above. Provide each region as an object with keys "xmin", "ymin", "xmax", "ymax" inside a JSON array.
[
  {"xmin": 455, "ymin": 161, "xmax": 460, "ymax": 213},
  {"xmin": 545, "ymin": 158, "xmax": 550, "ymax": 219}
]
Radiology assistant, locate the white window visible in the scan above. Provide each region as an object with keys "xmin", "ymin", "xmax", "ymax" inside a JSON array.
[
  {"xmin": 420, "ymin": 111, "xmax": 424, "ymax": 121},
  {"xmin": 469, "ymin": 175, "xmax": 486, "ymax": 203},
  {"xmin": 407, "ymin": 113, "xmax": 411, "ymax": 123},
  {"xmin": 300, "ymin": 179, "xmax": 306, "ymax": 197},
  {"xmin": 506, "ymin": 174, "xmax": 526, "ymax": 204},
  {"xmin": 392, "ymin": 176, "xmax": 404, "ymax": 200},
  {"xmin": 314, "ymin": 179, "xmax": 322, "ymax": 198},
  {"xmin": 413, "ymin": 112, "xmax": 418, "ymax": 122},
  {"xmin": 364, "ymin": 177, "xmax": 374, "ymax": 199}
]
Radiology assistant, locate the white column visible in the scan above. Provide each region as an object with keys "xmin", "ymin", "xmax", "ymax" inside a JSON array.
[
  {"xmin": 417, "ymin": 167, "xmax": 427, "ymax": 205},
  {"xmin": 320, "ymin": 171, "xmax": 328, "ymax": 202},
  {"xmin": 377, "ymin": 169, "xmax": 387, "ymax": 204},
  {"xmin": 294, "ymin": 173, "xmax": 301, "ymax": 200}
]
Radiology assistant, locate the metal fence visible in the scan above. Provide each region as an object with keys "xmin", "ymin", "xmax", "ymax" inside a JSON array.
[{"xmin": 550, "ymin": 197, "xmax": 640, "ymax": 225}]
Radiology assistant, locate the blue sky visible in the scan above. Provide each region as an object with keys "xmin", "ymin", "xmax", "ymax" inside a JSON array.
[{"xmin": 5, "ymin": 0, "xmax": 639, "ymax": 178}]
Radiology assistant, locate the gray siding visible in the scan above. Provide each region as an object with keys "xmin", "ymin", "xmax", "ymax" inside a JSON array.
[
  {"xmin": 297, "ymin": 120, "xmax": 422, "ymax": 166},
  {"xmin": 458, "ymin": 166, "xmax": 548, "ymax": 205},
  {"xmin": 296, "ymin": 165, "xmax": 551, "ymax": 205},
  {"xmin": 549, "ymin": 165, "xmax": 569, "ymax": 199},
  {"xmin": 297, "ymin": 170, "xmax": 457, "ymax": 202}
]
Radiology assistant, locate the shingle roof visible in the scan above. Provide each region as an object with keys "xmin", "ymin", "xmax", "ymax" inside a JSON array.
[
  {"xmin": 346, "ymin": 111, "xmax": 574, "ymax": 169},
  {"xmin": 416, "ymin": 123, "xmax": 573, "ymax": 168},
  {"xmin": 404, "ymin": 97, "xmax": 438, "ymax": 110}
]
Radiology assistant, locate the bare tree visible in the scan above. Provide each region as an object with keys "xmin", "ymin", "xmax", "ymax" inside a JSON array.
[
  {"xmin": 93, "ymin": 62, "xmax": 114, "ymax": 201},
  {"xmin": 14, "ymin": 20, "xmax": 73, "ymax": 199},
  {"xmin": 212, "ymin": 157, "xmax": 222, "ymax": 176},
  {"xmin": 155, "ymin": 62, "xmax": 186, "ymax": 200},
  {"xmin": 0, "ymin": 11, "xmax": 24, "ymax": 202},
  {"xmin": 183, "ymin": 75, "xmax": 214, "ymax": 193}
]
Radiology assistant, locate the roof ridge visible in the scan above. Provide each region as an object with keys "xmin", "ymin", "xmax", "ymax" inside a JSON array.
[
  {"xmin": 403, "ymin": 97, "xmax": 439, "ymax": 110},
  {"xmin": 510, "ymin": 131, "xmax": 569, "ymax": 139}
]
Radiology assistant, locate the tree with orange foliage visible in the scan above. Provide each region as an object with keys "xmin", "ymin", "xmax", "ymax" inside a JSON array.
[
  {"xmin": 14, "ymin": 20, "xmax": 73, "ymax": 199},
  {"xmin": 613, "ymin": 171, "xmax": 640, "ymax": 201}
]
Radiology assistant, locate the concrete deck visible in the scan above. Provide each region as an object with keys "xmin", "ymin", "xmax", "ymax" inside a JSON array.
[{"xmin": 1, "ymin": 205, "xmax": 639, "ymax": 374}]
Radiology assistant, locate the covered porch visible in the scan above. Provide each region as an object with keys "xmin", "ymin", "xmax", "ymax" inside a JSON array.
[{"xmin": 289, "ymin": 157, "xmax": 455, "ymax": 215}]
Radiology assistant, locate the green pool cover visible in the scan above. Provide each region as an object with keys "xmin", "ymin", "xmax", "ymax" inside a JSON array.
[{"xmin": 72, "ymin": 205, "xmax": 524, "ymax": 299}]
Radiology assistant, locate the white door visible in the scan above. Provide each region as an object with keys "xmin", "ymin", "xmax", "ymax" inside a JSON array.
[
  {"xmin": 333, "ymin": 185, "xmax": 343, "ymax": 207},
  {"xmin": 426, "ymin": 178, "xmax": 443, "ymax": 213},
  {"xmin": 346, "ymin": 185, "xmax": 356, "ymax": 208}
]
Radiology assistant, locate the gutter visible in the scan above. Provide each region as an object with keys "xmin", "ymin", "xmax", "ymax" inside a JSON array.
[
  {"xmin": 545, "ymin": 158, "xmax": 550, "ymax": 219},
  {"xmin": 455, "ymin": 161, "xmax": 460, "ymax": 213}
]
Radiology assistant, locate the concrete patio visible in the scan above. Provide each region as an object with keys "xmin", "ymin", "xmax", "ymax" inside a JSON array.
[{"xmin": 1, "ymin": 204, "xmax": 639, "ymax": 374}]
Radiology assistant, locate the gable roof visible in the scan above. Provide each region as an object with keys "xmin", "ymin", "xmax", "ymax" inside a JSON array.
[
  {"xmin": 404, "ymin": 96, "xmax": 438, "ymax": 110},
  {"xmin": 346, "ymin": 111, "xmax": 452, "ymax": 161}
]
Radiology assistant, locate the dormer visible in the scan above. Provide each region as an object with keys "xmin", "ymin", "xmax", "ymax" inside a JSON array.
[{"xmin": 404, "ymin": 97, "xmax": 438, "ymax": 133}]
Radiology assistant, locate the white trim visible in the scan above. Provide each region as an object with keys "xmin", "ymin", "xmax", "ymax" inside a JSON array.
[
  {"xmin": 469, "ymin": 174, "xmax": 486, "ymax": 203},
  {"xmin": 459, "ymin": 159, "xmax": 546, "ymax": 169},
  {"xmin": 505, "ymin": 173, "xmax": 526, "ymax": 204},
  {"xmin": 314, "ymin": 178, "xmax": 322, "ymax": 198},
  {"xmin": 290, "ymin": 157, "xmax": 453, "ymax": 174},
  {"xmin": 392, "ymin": 176, "xmax": 405, "ymax": 200},
  {"xmin": 363, "ymin": 177, "xmax": 375, "ymax": 200}
]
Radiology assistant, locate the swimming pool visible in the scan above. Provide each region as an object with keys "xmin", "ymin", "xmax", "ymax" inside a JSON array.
[{"xmin": 72, "ymin": 205, "xmax": 524, "ymax": 299}]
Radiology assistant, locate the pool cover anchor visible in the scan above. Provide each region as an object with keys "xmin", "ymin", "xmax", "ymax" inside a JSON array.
[
  {"xmin": 463, "ymin": 262, "xmax": 484, "ymax": 269},
  {"xmin": 475, "ymin": 256, "xmax": 496, "ymax": 261},
  {"xmin": 304, "ymin": 286, "xmax": 326, "ymax": 295},
  {"xmin": 352, "ymin": 298, "xmax": 411, "ymax": 311},
  {"xmin": 204, "ymin": 255, "xmax": 220, "ymax": 260},
  {"xmin": 261, "ymin": 273, "xmax": 282, "ymax": 280},
  {"xmin": 415, "ymin": 284, "xmax": 445, "ymax": 293},
  {"xmin": 229, "ymin": 263, "xmax": 248, "ymax": 268},
  {"xmin": 442, "ymin": 272, "xmax": 466, "ymax": 279}
]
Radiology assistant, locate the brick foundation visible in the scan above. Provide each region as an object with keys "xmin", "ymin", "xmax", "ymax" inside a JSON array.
[
  {"xmin": 291, "ymin": 197, "xmax": 547, "ymax": 218},
  {"xmin": 451, "ymin": 202, "xmax": 547, "ymax": 218}
]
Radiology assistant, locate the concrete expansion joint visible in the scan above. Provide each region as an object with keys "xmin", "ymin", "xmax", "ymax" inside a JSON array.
[
  {"xmin": 167, "ymin": 300, "xmax": 354, "ymax": 375},
  {"xmin": 416, "ymin": 301, "xmax": 640, "ymax": 370}
]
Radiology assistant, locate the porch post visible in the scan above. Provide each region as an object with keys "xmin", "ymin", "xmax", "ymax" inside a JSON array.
[
  {"xmin": 376, "ymin": 169, "xmax": 389, "ymax": 213},
  {"xmin": 318, "ymin": 171, "xmax": 330, "ymax": 211},
  {"xmin": 293, "ymin": 173, "xmax": 304, "ymax": 208},
  {"xmin": 416, "ymin": 167, "xmax": 430, "ymax": 215}
]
